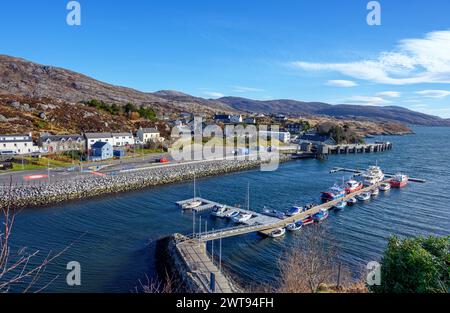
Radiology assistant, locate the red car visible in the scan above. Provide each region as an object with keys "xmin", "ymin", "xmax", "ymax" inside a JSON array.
[{"xmin": 157, "ymin": 157, "xmax": 170, "ymax": 164}]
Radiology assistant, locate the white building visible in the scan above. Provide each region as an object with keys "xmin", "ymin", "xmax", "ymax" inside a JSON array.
[
  {"xmin": 112, "ymin": 132, "xmax": 135, "ymax": 147},
  {"xmin": 84, "ymin": 133, "xmax": 113, "ymax": 151},
  {"xmin": 259, "ymin": 131, "xmax": 291, "ymax": 144},
  {"xmin": 137, "ymin": 128, "xmax": 161, "ymax": 143},
  {"xmin": 0, "ymin": 134, "xmax": 39, "ymax": 155}
]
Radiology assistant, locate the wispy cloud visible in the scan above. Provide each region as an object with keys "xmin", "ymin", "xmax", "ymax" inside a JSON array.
[
  {"xmin": 232, "ymin": 86, "xmax": 265, "ymax": 93},
  {"xmin": 326, "ymin": 80, "xmax": 358, "ymax": 87},
  {"xmin": 203, "ymin": 91, "xmax": 225, "ymax": 98},
  {"xmin": 415, "ymin": 89, "xmax": 450, "ymax": 98},
  {"xmin": 377, "ymin": 91, "xmax": 402, "ymax": 98},
  {"xmin": 290, "ymin": 30, "xmax": 450, "ymax": 85}
]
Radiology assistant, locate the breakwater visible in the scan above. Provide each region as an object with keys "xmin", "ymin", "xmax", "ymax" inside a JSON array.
[{"xmin": 0, "ymin": 158, "xmax": 286, "ymax": 210}]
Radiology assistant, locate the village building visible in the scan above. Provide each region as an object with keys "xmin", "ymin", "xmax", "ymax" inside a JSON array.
[
  {"xmin": 137, "ymin": 127, "xmax": 161, "ymax": 143},
  {"xmin": 39, "ymin": 134, "xmax": 85, "ymax": 153},
  {"xmin": 0, "ymin": 134, "xmax": 39, "ymax": 155},
  {"xmin": 90, "ymin": 141, "xmax": 113, "ymax": 161}
]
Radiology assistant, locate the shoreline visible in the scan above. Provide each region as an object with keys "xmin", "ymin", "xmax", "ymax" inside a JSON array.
[{"xmin": 1, "ymin": 157, "xmax": 290, "ymax": 210}]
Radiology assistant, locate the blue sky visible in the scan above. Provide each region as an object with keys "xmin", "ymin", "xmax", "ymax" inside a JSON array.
[{"xmin": 1, "ymin": 0, "xmax": 449, "ymax": 117}]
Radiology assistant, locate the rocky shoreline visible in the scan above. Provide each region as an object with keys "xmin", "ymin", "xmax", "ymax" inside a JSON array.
[{"xmin": 0, "ymin": 158, "xmax": 287, "ymax": 210}]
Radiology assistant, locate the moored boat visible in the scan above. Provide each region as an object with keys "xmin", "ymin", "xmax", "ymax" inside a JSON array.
[
  {"xmin": 286, "ymin": 206, "xmax": 302, "ymax": 217},
  {"xmin": 356, "ymin": 192, "xmax": 371, "ymax": 201},
  {"xmin": 232, "ymin": 212, "xmax": 253, "ymax": 223},
  {"xmin": 362, "ymin": 166, "xmax": 385, "ymax": 186},
  {"xmin": 210, "ymin": 205, "xmax": 226, "ymax": 217},
  {"xmin": 390, "ymin": 173, "xmax": 409, "ymax": 188},
  {"xmin": 182, "ymin": 200, "xmax": 202, "ymax": 210},
  {"xmin": 333, "ymin": 201, "xmax": 347, "ymax": 211},
  {"xmin": 302, "ymin": 215, "xmax": 315, "ymax": 226},
  {"xmin": 268, "ymin": 228, "xmax": 286, "ymax": 238},
  {"xmin": 321, "ymin": 185, "xmax": 346, "ymax": 202},
  {"xmin": 224, "ymin": 210, "xmax": 240, "ymax": 219},
  {"xmin": 347, "ymin": 197, "xmax": 357, "ymax": 205},
  {"xmin": 286, "ymin": 221, "xmax": 303, "ymax": 231},
  {"xmin": 313, "ymin": 209, "xmax": 329, "ymax": 222},
  {"xmin": 379, "ymin": 182, "xmax": 391, "ymax": 191},
  {"xmin": 371, "ymin": 188, "xmax": 380, "ymax": 196},
  {"xmin": 345, "ymin": 180, "xmax": 363, "ymax": 194}
]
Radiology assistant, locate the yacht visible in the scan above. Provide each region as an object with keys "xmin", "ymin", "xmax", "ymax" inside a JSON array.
[
  {"xmin": 232, "ymin": 212, "xmax": 253, "ymax": 223},
  {"xmin": 210, "ymin": 205, "xmax": 227, "ymax": 217},
  {"xmin": 362, "ymin": 166, "xmax": 385, "ymax": 186}
]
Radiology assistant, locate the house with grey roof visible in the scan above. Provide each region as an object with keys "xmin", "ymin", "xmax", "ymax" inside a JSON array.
[
  {"xmin": 137, "ymin": 127, "xmax": 161, "ymax": 143},
  {"xmin": 39, "ymin": 134, "xmax": 85, "ymax": 153}
]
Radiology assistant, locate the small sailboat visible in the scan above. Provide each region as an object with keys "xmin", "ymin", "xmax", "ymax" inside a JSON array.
[
  {"xmin": 181, "ymin": 173, "xmax": 202, "ymax": 210},
  {"xmin": 347, "ymin": 197, "xmax": 357, "ymax": 205},
  {"xmin": 286, "ymin": 221, "xmax": 303, "ymax": 231},
  {"xmin": 313, "ymin": 209, "xmax": 329, "ymax": 222},
  {"xmin": 268, "ymin": 228, "xmax": 286, "ymax": 238},
  {"xmin": 379, "ymin": 182, "xmax": 391, "ymax": 191},
  {"xmin": 333, "ymin": 201, "xmax": 347, "ymax": 211},
  {"xmin": 356, "ymin": 192, "xmax": 371, "ymax": 201}
]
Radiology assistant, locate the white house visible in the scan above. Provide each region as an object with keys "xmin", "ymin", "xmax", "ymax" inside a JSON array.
[
  {"xmin": 84, "ymin": 133, "xmax": 113, "ymax": 151},
  {"xmin": 0, "ymin": 134, "xmax": 39, "ymax": 155},
  {"xmin": 112, "ymin": 132, "xmax": 135, "ymax": 147},
  {"xmin": 137, "ymin": 128, "xmax": 161, "ymax": 143},
  {"xmin": 259, "ymin": 131, "xmax": 291, "ymax": 144}
]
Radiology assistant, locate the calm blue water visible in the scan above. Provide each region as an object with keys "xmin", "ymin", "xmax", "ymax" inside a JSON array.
[{"xmin": 7, "ymin": 127, "xmax": 450, "ymax": 292}]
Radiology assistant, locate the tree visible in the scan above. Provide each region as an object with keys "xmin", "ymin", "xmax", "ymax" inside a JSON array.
[
  {"xmin": 124, "ymin": 102, "xmax": 137, "ymax": 114},
  {"xmin": 370, "ymin": 236, "xmax": 449, "ymax": 293}
]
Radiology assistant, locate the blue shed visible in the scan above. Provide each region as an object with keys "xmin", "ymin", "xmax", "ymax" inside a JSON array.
[{"xmin": 90, "ymin": 141, "xmax": 113, "ymax": 161}]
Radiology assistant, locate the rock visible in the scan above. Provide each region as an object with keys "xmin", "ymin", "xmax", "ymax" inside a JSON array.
[{"xmin": 0, "ymin": 115, "xmax": 7, "ymax": 122}]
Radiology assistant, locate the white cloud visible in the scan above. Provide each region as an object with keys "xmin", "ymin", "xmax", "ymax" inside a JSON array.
[
  {"xmin": 290, "ymin": 30, "xmax": 450, "ymax": 85},
  {"xmin": 326, "ymin": 80, "xmax": 358, "ymax": 87},
  {"xmin": 343, "ymin": 96, "xmax": 392, "ymax": 106},
  {"xmin": 415, "ymin": 89, "xmax": 450, "ymax": 98},
  {"xmin": 232, "ymin": 86, "xmax": 264, "ymax": 93},
  {"xmin": 203, "ymin": 91, "xmax": 225, "ymax": 98},
  {"xmin": 377, "ymin": 91, "xmax": 402, "ymax": 98}
]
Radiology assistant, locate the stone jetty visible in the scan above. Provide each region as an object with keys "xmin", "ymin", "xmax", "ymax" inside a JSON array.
[{"xmin": 0, "ymin": 158, "xmax": 284, "ymax": 210}]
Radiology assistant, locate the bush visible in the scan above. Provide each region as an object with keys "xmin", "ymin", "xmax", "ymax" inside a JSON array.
[{"xmin": 370, "ymin": 236, "xmax": 449, "ymax": 293}]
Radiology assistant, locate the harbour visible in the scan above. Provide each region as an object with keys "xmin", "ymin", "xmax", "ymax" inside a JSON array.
[{"xmin": 4, "ymin": 127, "xmax": 450, "ymax": 292}]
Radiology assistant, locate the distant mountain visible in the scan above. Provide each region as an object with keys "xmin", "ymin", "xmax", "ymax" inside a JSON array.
[
  {"xmin": 0, "ymin": 55, "xmax": 234, "ymax": 114},
  {"xmin": 217, "ymin": 97, "xmax": 450, "ymax": 126}
]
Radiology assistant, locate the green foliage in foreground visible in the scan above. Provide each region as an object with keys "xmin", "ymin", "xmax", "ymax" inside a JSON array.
[{"xmin": 371, "ymin": 235, "xmax": 449, "ymax": 293}]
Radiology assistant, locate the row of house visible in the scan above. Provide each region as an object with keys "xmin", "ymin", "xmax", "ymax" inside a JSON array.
[{"xmin": 0, "ymin": 128, "xmax": 161, "ymax": 156}]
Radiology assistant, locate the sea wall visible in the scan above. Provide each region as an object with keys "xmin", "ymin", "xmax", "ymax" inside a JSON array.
[{"xmin": 0, "ymin": 158, "xmax": 288, "ymax": 210}]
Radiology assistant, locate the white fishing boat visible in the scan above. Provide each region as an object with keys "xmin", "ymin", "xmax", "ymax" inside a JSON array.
[
  {"xmin": 268, "ymin": 228, "xmax": 286, "ymax": 238},
  {"xmin": 379, "ymin": 182, "xmax": 391, "ymax": 191},
  {"xmin": 371, "ymin": 188, "xmax": 380, "ymax": 196},
  {"xmin": 232, "ymin": 212, "xmax": 253, "ymax": 223},
  {"xmin": 362, "ymin": 165, "xmax": 385, "ymax": 186}
]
